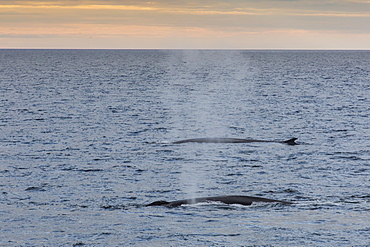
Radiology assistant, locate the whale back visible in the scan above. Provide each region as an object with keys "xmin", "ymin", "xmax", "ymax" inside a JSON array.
[
  {"xmin": 172, "ymin": 138, "xmax": 298, "ymax": 145},
  {"xmin": 146, "ymin": 200, "xmax": 169, "ymax": 206},
  {"xmin": 147, "ymin": 195, "xmax": 293, "ymax": 207}
]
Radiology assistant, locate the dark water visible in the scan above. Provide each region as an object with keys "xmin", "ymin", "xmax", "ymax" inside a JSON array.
[{"xmin": 1, "ymin": 49, "xmax": 369, "ymax": 246}]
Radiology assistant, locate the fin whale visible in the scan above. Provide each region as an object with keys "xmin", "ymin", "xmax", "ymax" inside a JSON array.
[
  {"xmin": 172, "ymin": 138, "xmax": 298, "ymax": 145},
  {"xmin": 146, "ymin": 195, "xmax": 294, "ymax": 207}
]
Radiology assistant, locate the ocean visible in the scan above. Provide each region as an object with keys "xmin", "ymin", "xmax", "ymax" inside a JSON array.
[{"xmin": 0, "ymin": 49, "xmax": 369, "ymax": 246}]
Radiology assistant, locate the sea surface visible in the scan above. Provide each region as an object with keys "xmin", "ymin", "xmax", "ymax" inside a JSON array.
[{"xmin": 0, "ymin": 49, "xmax": 369, "ymax": 246}]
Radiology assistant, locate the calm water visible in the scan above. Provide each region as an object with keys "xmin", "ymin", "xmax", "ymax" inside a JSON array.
[{"xmin": 1, "ymin": 49, "xmax": 369, "ymax": 246}]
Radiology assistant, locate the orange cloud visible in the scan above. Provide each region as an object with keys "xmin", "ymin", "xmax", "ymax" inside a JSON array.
[
  {"xmin": 1, "ymin": 1, "xmax": 370, "ymax": 48},
  {"xmin": 1, "ymin": 1, "xmax": 369, "ymax": 18},
  {"xmin": 0, "ymin": 3, "xmax": 158, "ymax": 10}
]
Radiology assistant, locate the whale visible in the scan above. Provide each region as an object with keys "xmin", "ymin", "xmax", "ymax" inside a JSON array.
[
  {"xmin": 146, "ymin": 195, "xmax": 294, "ymax": 207},
  {"xmin": 172, "ymin": 137, "xmax": 298, "ymax": 145}
]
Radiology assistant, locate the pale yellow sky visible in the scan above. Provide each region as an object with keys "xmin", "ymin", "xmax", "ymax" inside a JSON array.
[{"xmin": 1, "ymin": 0, "xmax": 370, "ymax": 49}]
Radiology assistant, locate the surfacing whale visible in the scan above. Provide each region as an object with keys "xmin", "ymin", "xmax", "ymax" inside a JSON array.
[
  {"xmin": 172, "ymin": 137, "xmax": 298, "ymax": 145},
  {"xmin": 146, "ymin": 195, "xmax": 294, "ymax": 207}
]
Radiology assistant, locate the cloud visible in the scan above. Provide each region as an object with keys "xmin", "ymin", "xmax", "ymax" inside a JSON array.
[{"xmin": 1, "ymin": 0, "xmax": 370, "ymax": 48}]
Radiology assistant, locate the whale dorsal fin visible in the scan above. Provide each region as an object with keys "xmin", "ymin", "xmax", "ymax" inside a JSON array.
[{"xmin": 282, "ymin": 138, "xmax": 298, "ymax": 145}]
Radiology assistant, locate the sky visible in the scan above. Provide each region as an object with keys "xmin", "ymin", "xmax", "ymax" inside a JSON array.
[{"xmin": 1, "ymin": 0, "xmax": 370, "ymax": 49}]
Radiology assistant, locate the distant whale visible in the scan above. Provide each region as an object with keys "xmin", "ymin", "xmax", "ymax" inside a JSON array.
[
  {"xmin": 146, "ymin": 195, "xmax": 294, "ymax": 207},
  {"xmin": 172, "ymin": 138, "xmax": 298, "ymax": 145}
]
